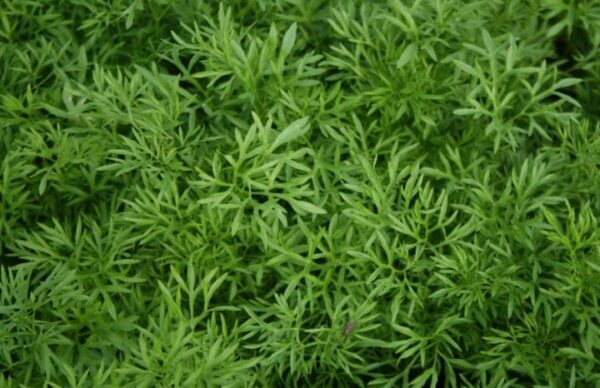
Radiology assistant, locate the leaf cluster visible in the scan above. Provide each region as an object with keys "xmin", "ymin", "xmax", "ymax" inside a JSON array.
[{"xmin": 2, "ymin": 0, "xmax": 600, "ymax": 387}]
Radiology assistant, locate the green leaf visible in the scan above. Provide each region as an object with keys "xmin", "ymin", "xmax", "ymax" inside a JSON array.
[
  {"xmin": 281, "ymin": 22, "xmax": 297, "ymax": 58},
  {"xmin": 270, "ymin": 116, "xmax": 310, "ymax": 151},
  {"xmin": 289, "ymin": 199, "xmax": 326, "ymax": 215},
  {"xmin": 396, "ymin": 43, "xmax": 417, "ymax": 69},
  {"xmin": 553, "ymin": 78, "xmax": 582, "ymax": 90},
  {"xmin": 38, "ymin": 174, "xmax": 49, "ymax": 195},
  {"xmin": 453, "ymin": 59, "xmax": 479, "ymax": 78}
]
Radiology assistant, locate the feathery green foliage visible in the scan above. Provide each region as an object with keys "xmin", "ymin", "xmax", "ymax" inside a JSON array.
[{"xmin": 2, "ymin": 0, "xmax": 600, "ymax": 386}]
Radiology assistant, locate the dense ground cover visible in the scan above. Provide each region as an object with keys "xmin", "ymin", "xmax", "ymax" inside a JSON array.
[{"xmin": 1, "ymin": 0, "xmax": 600, "ymax": 386}]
